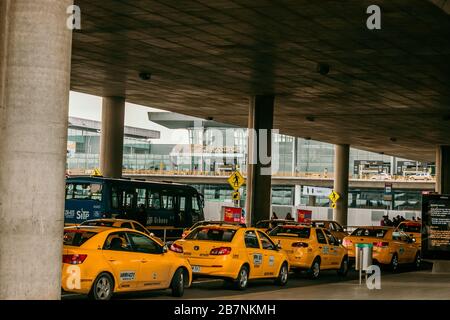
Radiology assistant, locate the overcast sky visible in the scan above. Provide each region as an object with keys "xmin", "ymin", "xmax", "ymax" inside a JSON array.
[{"xmin": 69, "ymin": 91, "xmax": 189, "ymax": 144}]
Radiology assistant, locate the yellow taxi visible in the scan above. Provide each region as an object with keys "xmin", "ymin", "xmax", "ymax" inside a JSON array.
[
  {"xmin": 62, "ymin": 226, "xmax": 192, "ymax": 300},
  {"xmin": 268, "ymin": 225, "xmax": 349, "ymax": 279},
  {"xmin": 311, "ymin": 220, "xmax": 349, "ymax": 242},
  {"xmin": 171, "ymin": 225, "xmax": 289, "ymax": 290},
  {"xmin": 396, "ymin": 220, "xmax": 422, "ymax": 245},
  {"xmin": 342, "ymin": 226, "xmax": 421, "ymax": 271},
  {"xmin": 79, "ymin": 218, "xmax": 164, "ymax": 245}
]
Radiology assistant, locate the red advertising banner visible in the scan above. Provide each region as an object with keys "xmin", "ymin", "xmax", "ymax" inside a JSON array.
[
  {"xmin": 297, "ymin": 209, "xmax": 312, "ymax": 223},
  {"xmin": 223, "ymin": 206, "xmax": 243, "ymax": 223}
]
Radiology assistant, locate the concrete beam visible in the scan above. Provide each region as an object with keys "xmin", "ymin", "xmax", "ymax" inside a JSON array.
[{"xmin": 0, "ymin": 0, "xmax": 73, "ymax": 299}]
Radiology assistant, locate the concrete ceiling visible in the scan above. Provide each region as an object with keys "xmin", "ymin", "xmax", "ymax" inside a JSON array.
[{"xmin": 71, "ymin": 0, "xmax": 450, "ymax": 162}]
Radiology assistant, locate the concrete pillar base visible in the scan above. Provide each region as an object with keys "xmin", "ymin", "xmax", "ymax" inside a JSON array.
[{"xmin": 432, "ymin": 260, "xmax": 450, "ymax": 274}]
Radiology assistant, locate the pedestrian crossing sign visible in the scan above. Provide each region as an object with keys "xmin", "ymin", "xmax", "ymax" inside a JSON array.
[{"xmin": 227, "ymin": 171, "xmax": 245, "ymax": 191}]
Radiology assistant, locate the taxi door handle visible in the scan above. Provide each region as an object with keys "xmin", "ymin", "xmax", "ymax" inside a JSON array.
[
  {"xmin": 140, "ymin": 259, "xmax": 148, "ymax": 263},
  {"xmin": 319, "ymin": 246, "xmax": 323, "ymax": 249},
  {"xmin": 108, "ymin": 259, "xmax": 116, "ymax": 262}
]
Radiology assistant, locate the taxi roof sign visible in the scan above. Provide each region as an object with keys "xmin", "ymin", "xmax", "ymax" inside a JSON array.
[
  {"xmin": 227, "ymin": 171, "xmax": 245, "ymax": 191},
  {"xmin": 92, "ymin": 168, "xmax": 102, "ymax": 177}
]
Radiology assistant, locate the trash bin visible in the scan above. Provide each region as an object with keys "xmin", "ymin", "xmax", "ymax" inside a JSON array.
[{"xmin": 355, "ymin": 243, "xmax": 373, "ymax": 271}]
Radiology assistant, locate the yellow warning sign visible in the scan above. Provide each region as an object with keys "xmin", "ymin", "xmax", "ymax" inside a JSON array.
[
  {"xmin": 328, "ymin": 190, "xmax": 340, "ymax": 203},
  {"xmin": 227, "ymin": 171, "xmax": 245, "ymax": 191},
  {"xmin": 331, "ymin": 202, "xmax": 337, "ymax": 209},
  {"xmin": 232, "ymin": 191, "xmax": 241, "ymax": 201},
  {"xmin": 92, "ymin": 168, "xmax": 102, "ymax": 176}
]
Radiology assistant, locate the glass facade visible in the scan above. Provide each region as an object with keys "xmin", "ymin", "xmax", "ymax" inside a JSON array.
[{"xmin": 66, "ymin": 118, "xmax": 431, "ymax": 212}]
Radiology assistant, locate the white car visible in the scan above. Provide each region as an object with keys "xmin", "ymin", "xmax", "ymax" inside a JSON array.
[
  {"xmin": 409, "ymin": 172, "xmax": 432, "ymax": 181},
  {"xmin": 370, "ymin": 172, "xmax": 392, "ymax": 180}
]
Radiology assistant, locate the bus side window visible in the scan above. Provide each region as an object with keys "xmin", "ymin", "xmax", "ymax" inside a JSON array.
[
  {"xmin": 192, "ymin": 196, "xmax": 200, "ymax": 214},
  {"xmin": 179, "ymin": 196, "xmax": 186, "ymax": 225},
  {"xmin": 162, "ymin": 194, "xmax": 174, "ymax": 210},
  {"xmin": 111, "ymin": 187, "xmax": 119, "ymax": 209},
  {"xmin": 148, "ymin": 190, "xmax": 161, "ymax": 210},
  {"xmin": 136, "ymin": 188, "xmax": 147, "ymax": 208},
  {"xmin": 66, "ymin": 183, "xmax": 74, "ymax": 199}
]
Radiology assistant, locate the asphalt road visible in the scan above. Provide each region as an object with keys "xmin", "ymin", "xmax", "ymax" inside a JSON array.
[{"xmin": 62, "ymin": 263, "xmax": 432, "ymax": 300}]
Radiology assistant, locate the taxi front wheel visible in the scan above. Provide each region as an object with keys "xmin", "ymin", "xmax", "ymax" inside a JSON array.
[
  {"xmin": 171, "ymin": 268, "xmax": 185, "ymax": 297},
  {"xmin": 89, "ymin": 272, "xmax": 114, "ymax": 301}
]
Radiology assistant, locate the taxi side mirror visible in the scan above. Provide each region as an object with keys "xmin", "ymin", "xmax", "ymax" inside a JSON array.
[
  {"xmin": 411, "ymin": 238, "xmax": 416, "ymax": 243},
  {"xmin": 276, "ymin": 243, "xmax": 282, "ymax": 250},
  {"xmin": 162, "ymin": 245, "xmax": 168, "ymax": 253}
]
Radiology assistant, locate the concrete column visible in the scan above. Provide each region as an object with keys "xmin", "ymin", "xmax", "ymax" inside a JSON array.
[
  {"xmin": 246, "ymin": 95, "xmax": 274, "ymax": 226},
  {"xmin": 333, "ymin": 144, "xmax": 350, "ymax": 226},
  {"xmin": 0, "ymin": 0, "xmax": 73, "ymax": 299},
  {"xmin": 100, "ymin": 97, "xmax": 125, "ymax": 178},
  {"xmin": 435, "ymin": 145, "xmax": 450, "ymax": 194},
  {"xmin": 294, "ymin": 184, "xmax": 302, "ymax": 207}
]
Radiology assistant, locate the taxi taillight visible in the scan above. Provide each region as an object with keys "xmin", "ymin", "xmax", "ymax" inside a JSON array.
[
  {"xmin": 342, "ymin": 239, "xmax": 353, "ymax": 247},
  {"xmin": 373, "ymin": 241, "xmax": 389, "ymax": 248},
  {"xmin": 292, "ymin": 242, "xmax": 309, "ymax": 248},
  {"xmin": 210, "ymin": 247, "xmax": 232, "ymax": 255},
  {"xmin": 170, "ymin": 243, "xmax": 183, "ymax": 253},
  {"xmin": 62, "ymin": 254, "xmax": 87, "ymax": 265}
]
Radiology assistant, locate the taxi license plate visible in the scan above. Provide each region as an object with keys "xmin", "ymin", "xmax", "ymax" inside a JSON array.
[{"xmin": 192, "ymin": 266, "xmax": 201, "ymax": 273}]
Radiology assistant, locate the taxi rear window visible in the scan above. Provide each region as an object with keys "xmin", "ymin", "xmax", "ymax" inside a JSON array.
[
  {"xmin": 398, "ymin": 224, "xmax": 421, "ymax": 233},
  {"xmin": 186, "ymin": 227, "xmax": 237, "ymax": 242},
  {"xmin": 81, "ymin": 221, "xmax": 115, "ymax": 227},
  {"xmin": 269, "ymin": 226, "xmax": 311, "ymax": 238},
  {"xmin": 351, "ymin": 228, "xmax": 387, "ymax": 238},
  {"xmin": 63, "ymin": 230, "xmax": 97, "ymax": 246}
]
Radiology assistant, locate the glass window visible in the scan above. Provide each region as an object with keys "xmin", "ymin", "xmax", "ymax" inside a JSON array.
[
  {"xmin": 323, "ymin": 229, "xmax": 338, "ymax": 245},
  {"xmin": 80, "ymin": 220, "xmax": 115, "ymax": 227},
  {"xmin": 186, "ymin": 227, "xmax": 236, "ymax": 242},
  {"xmin": 127, "ymin": 232, "xmax": 161, "ymax": 254},
  {"xmin": 244, "ymin": 230, "xmax": 260, "ymax": 248},
  {"xmin": 103, "ymin": 232, "xmax": 132, "ymax": 251},
  {"xmin": 73, "ymin": 183, "xmax": 102, "ymax": 201},
  {"xmin": 192, "ymin": 196, "xmax": 200, "ymax": 213},
  {"xmin": 333, "ymin": 222, "xmax": 344, "ymax": 232},
  {"xmin": 111, "ymin": 186, "xmax": 119, "ymax": 209},
  {"xmin": 351, "ymin": 228, "xmax": 388, "ymax": 238},
  {"xmin": 149, "ymin": 191, "xmax": 161, "ymax": 209},
  {"xmin": 180, "ymin": 197, "xmax": 186, "ymax": 212},
  {"xmin": 124, "ymin": 192, "xmax": 134, "ymax": 209},
  {"xmin": 65, "ymin": 183, "xmax": 74, "ymax": 199},
  {"xmin": 269, "ymin": 226, "xmax": 311, "ymax": 239},
  {"xmin": 316, "ymin": 229, "xmax": 328, "ymax": 244},
  {"xmin": 133, "ymin": 222, "xmax": 149, "ymax": 235},
  {"xmin": 121, "ymin": 222, "xmax": 132, "ymax": 229},
  {"xmin": 136, "ymin": 188, "xmax": 146, "ymax": 208},
  {"xmin": 162, "ymin": 194, "xmax": 174, "ymax": 210},
  {"xmin": 257, "ymin": 231, "xmax": 277, "ymax": 250},
  {"xmin": 63, "ymin": 230, "xmax": 97, "ymax": 247}
]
